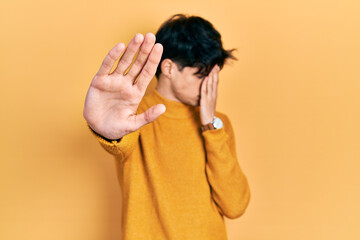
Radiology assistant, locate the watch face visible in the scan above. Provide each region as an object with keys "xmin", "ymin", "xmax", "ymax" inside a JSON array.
[{"xmin": 213, "ymin": 117, "xmax": 223, "ymax": 129}]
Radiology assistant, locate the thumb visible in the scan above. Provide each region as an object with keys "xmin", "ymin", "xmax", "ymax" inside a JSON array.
[{"xmin": 134, "ymin": 104, "xmax": 166, "ymax": 129}]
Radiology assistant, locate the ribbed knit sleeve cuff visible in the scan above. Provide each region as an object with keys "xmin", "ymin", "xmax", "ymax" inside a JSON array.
[
  {"xmin": 201, "ymin": 127, "xmax": 227, "ymax": 140},
  {"xmin": 200, "ymin": 112, "xmax": 232, "ymax": 144},
  {"xmin": 201, "ymin": 127, "xmax": 231, "ymax": 156},
  {"xmin": 87, "ymin": 124, "xmax": 140, "ymax": 159}
]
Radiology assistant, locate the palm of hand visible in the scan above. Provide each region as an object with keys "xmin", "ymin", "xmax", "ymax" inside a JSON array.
[
  {"xmin": 83, "ymin": 33, "xmax": 165, "ymax": 140},
  {"xmin": 199, "ymin": 65, "xmax": 220, "ymax": 125}
]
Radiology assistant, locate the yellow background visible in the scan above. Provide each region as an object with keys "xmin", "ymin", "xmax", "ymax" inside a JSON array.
[{"xmin": 1, "ymin": 0, "xmax": 359, "ymax": 239}]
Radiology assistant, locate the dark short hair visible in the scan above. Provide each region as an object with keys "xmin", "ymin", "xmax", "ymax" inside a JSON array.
[{"xmin": 155, "ymin": 14, "xmax": 237, "ymax": 79}]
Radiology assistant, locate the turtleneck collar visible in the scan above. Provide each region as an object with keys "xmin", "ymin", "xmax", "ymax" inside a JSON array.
[{"xmin": 146, "ymin": 88, "xmax": 198, "ymax": 119}]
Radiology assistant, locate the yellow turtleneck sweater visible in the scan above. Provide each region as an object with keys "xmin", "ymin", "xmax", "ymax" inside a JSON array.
[{"xmin": 89, "ymin": 88, "xmax": 251, "ymax": 240}]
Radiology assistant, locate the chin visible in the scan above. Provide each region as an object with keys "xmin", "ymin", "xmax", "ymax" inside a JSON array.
[
  {"xmin": 185, "ymin": 101, "xmax": 197, "ymax": 107},
  {"xmin": 180, "ymin": 96, "xmax": 199, "ymax": 107},
  {"xmin": 192, "ymin": 99, "xmax": 200, "ymax": 107}
]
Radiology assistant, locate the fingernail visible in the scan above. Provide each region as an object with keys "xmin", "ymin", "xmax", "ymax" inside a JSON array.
[
  {"xmin": 159, "ymin": 104, "xmax": 166, "ymax": 114},
  {"xmin": 135, "ymin": 33, "xmax": 144, "ymax": 43}
]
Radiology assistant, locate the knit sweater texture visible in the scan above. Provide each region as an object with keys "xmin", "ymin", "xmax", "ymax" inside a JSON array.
[{"xmin": 89, "ymin": 88, "xmax": 251, "ymax": 240}]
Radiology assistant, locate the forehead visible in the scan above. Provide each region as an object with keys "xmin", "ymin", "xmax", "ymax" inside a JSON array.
[
  {"xmin": 183, "ymin": 67, "xmax": 199, "ymax": 73},
  {"xmin": 181, "ymin": 66, "xmax": 204, "ymax": 75}
]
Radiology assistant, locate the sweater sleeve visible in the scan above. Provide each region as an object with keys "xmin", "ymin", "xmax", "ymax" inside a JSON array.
[
  {"xmin": 202, "ymin": 114, "xmax": 251, "ymax": 219},
  {"xmin": 87, "ymin": 124, "xmax": 140, "ymax": 163}
]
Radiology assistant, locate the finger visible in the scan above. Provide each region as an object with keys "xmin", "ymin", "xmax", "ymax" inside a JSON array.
[
  {"xmin": 212, "ymin": 67, "xmax": 219, "ymax": 96},
  {"xmin": 206, "ymin": 72, "xmax": 212, "ymax": 96},
  {"xmin": 206, "ymin": 65, "xmax": 218, "ymax": 94},
  {"xmin": 206, "ymin": 64, "xmax": 217, "ymax": 77},
  {"xmin": 97, "ymin": 43, "xmax": 126, "ymax": 76},
  {"xmin": 201, "ymin": 77, "xmax": 208, "ymax": 98},
  {"xmin": 135, "ymin": 43, "xmax": 163, "ymax": 91},
  {"xmin": 113, "ymin": 33, "xmax": 144, "ymax": 75},
  {"xmin": 133, "ymin": 104, "xmax": 166, "ymax": 128},
  {"xmin": 125, "ymin": 33, "xmax": 156, "ymax": 81}
]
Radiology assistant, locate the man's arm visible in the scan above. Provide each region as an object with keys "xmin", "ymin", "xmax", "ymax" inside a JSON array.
[
  {"xmin": 88, "ymin": 124, "xmax": 140, "ymax": 161},
  {"xmin": 202, "ymin": 113, "xmax": 251, "ymax": 219},
  {"xmin": 199, "ymin": 65, "xmax": 250, "ymax": 219},
  {"xmin": 83, "ymin": 33, "xmax": 166, "ymax": 161}
]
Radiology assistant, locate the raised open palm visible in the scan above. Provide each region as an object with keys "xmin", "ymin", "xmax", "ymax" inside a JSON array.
[{"xmin": 83, "ymin": 33, "xmax": 166, "ymax": 140}]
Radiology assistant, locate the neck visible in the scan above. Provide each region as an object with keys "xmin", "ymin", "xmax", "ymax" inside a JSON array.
[{"xmin": 155, "ymin": 76, "xmax": 180, "ymax": 103}]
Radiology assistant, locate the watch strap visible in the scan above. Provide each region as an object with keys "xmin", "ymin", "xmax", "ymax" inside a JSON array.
[{"xmin": 201, "ymin": 122, "xmax": 215, "ymax": 132}]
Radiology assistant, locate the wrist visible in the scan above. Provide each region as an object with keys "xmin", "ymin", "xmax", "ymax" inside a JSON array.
[
  {"xmin": 201, "ymin": 116, "xmax": 223, "ymax": 132},
  {"xmin": 201, "ymin": 116, "xmax": 215, "ymax": 125},
  {"xmin": 88, "ymin": 124, "xmax": 122, "ymax": 142}
]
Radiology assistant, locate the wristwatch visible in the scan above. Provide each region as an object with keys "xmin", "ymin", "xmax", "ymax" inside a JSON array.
[{"xmin": 201, "ymin": 116, "xmax": 223, "ymax": 132}]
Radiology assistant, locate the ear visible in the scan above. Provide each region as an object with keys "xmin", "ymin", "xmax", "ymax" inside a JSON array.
[{"xmin": 160, "ymin": 59, "xmax": 177, "ymax": 79}]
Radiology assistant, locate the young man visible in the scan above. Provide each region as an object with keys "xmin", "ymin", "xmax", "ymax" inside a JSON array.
[{"xmin": 83, "ymin": 14, "xmax": 250, "ymax": 240}]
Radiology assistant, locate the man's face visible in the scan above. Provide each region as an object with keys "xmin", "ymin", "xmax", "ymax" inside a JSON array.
[{"xmin": 170, "ymin": 65, "xmax": 206, "ymax": 107}]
